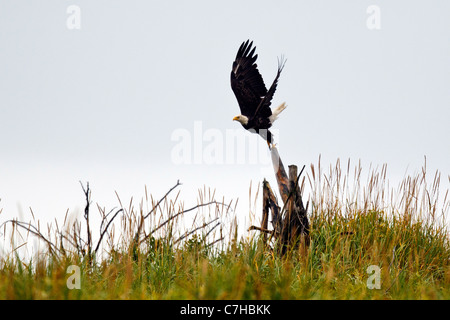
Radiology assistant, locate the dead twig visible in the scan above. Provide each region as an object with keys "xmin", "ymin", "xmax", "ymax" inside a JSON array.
[
  {"xmin": 248, "ymin": 225, "xmax": 276, "ymax": 235},
  {"xmin": 80, "ymin": 181, "xmax": 92, "ymax": 258},
  {"xmin": 94, "ymin": 208, "xmax": 123, "ymax": 254},
  {"xmin": 206, "ymin": 237, "xmax": 224, "ymax": 248},
  {"xmin": 174, "ymin": 217, "xmax": 220, "ymax": 245},
  {"xmin": 139, "ymin": 200, "xmax": 231, "ymax": 245},
  {"xmin": 1, "ymin": 220, "xmax": 60, "ymax": 257},
  {"xmin": 133, "ymin": 180, "xmax": 182, "ymax": 244}
]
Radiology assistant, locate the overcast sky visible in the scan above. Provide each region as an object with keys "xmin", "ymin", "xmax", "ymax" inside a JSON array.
[{"xmin": 1, "ymin": 1, "xmax": 449, "ymax": 235}]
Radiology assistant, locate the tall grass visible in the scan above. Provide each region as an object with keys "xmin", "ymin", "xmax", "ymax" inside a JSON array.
[{"xmin": 0, "ymin": 159, "xmax": 449, "ymax": 299}]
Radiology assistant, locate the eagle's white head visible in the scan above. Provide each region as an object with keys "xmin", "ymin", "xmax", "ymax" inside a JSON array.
[{"xmin": 232, "ymin": 115, "xmax": 249, "ymax": 125}]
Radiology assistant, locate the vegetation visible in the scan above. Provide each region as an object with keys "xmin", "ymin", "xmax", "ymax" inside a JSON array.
[{"xmin": 0, "ymin": 160, "xmax": 449, "ymax": 299}]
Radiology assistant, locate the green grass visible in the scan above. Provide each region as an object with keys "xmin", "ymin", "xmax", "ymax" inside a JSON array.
[{"xmin": 1, "ymin": 160, "xmax": 449, "ymax": 299}]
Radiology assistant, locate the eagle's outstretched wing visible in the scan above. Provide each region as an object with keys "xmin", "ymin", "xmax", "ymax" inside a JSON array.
[
  {"xmin": 253, "ymin": 57, "xmax": 286, "ymax": 119},
  {"xmin": 230, "ymin": 40, "xmax": 268, "ymax": 118}
]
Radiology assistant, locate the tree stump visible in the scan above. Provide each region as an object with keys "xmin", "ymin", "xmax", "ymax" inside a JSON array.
[{"xmin": 250, "ymin": 147, "xmax": 310, "ymax": 255}]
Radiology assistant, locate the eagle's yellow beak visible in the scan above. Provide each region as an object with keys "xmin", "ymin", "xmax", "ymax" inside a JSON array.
[{"xmin": 233, "ymin": 116, "xmax": 239, "ymax": 121}]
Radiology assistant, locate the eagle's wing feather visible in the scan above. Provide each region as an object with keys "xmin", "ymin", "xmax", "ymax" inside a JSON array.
[
  {"xmin": 230, "ymin": 40, "xmax": 267, "ymax": 118},
  {"xmin": 253, "ymin": 57, "xmax": 286, "ymax": 119}
]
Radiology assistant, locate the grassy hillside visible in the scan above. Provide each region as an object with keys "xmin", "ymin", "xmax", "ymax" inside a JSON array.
[{"xmin": 1, "ymin": 161, "xmax": 449, "ymax": 299}]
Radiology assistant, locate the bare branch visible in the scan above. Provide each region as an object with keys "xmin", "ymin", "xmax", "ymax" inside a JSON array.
[
  {"xmin": 1, "ymin": 220, "xmax": 60, "ymax": 257},
  {"xmin": 133, "ymin": 180, "xmax": 182, "ymax": 244},
  {"xmin": 174, "ymin": 217, "xmax": 220, "ymax": 245},
  {"xmin": 80, "ymin": 181, "xmax": 92, "ymax": 257},
  {"xmin": 144, "ymin": 180, "xmax": 182, "ymax": 220},
  {"xmin": 248, "ymin": 225, "xmax": 276, "ymax": 235},
  {"xmin": 94, "ymin": 208, "xmax": 123, "ymax": 254},
  {"xmin": 206, "ymin": 237, "xmax": 224, "ymax": 248},
  {"xmin": 139, "ymin": 201, "xmax": 231, "ymax": 245}
]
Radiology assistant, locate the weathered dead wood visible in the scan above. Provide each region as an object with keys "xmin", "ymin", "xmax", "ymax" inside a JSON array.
[
  {"xmin": 251, "ymin": 146, "xmax": 310, "ymax": 254},
  {"xmin": 250, "ymin": 179, "xmax": 281, "ymax": 243},
  {"xmin": 248, "ymin": 225, "xmax": 274, "ymax": 234},
  {"xmin": 271, "ymin": 147, "xmax": 289, "ymax": 204},
  {"xmin": 263, "ymin": 179, "xmax": 282, "ymax": 242},
  {"xmin": 284, "ymin": 165, "xmax": 310, "ymax": 250},
  {"xmin": 261, "ymin": 182, "xmax": 269, "ymax": 243}
]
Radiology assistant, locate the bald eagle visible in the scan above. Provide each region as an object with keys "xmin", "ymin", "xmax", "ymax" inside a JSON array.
[{"xmin": 231, "ymin": 40, "xmax": 286, "ymax": 148}]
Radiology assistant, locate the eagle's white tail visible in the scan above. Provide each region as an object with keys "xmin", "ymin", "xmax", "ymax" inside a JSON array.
[{"xmin": 269, "ymin": 102, "xmax": 287, "ymax": 123}]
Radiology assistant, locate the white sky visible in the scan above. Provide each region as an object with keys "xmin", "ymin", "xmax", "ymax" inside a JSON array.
[{"xmin": 1, "ymin": 1, "xmax": 449, "ymax": 242}]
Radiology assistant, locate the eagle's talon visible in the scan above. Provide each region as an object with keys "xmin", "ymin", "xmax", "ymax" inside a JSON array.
[{"xmin": 267, "ymin": 141, "xmax": 276, "ymax": 150}]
